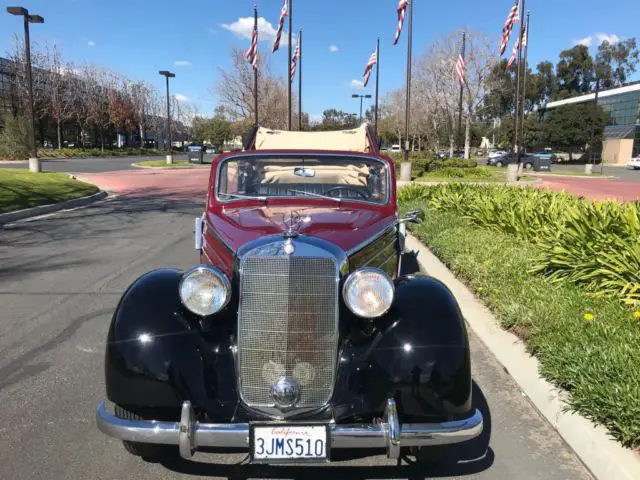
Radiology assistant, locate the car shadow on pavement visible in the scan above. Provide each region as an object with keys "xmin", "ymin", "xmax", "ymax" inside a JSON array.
[{"xmin": 158, "ymin": 382, "xmax": 493, "ymax": 479}]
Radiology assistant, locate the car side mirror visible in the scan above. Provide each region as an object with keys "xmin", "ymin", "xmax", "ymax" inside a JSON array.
[{"xmin": 399, "ymin": 209, "xmax": 425, "ymax": 224}]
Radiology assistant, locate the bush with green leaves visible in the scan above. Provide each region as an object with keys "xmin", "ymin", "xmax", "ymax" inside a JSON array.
[
  {"xmin": 0, "ymin": 113, "xmax": 30, "ymax": 160},
  {"xmin": 37, "ymin": 147, "xmax": 165, "ymax": 159},
  {"xmin": 399, "ymin": 184, "xmax": 640, "ymax": 305},
  {"xmin": 400, "ymin": 205, "xmax": 640, "ymax": 448}
]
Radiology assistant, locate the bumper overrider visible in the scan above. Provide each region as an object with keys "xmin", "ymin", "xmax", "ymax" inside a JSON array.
[{"xmin": 96, "ymin": 399, "xmax": 483, "ymax": 461}]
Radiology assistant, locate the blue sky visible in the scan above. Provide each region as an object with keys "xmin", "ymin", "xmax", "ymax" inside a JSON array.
[{"xmin": 1, "ymin": 0, "xmax": 639, "ymax": 121}]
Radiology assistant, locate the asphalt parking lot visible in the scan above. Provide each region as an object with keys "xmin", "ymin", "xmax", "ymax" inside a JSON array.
[{"xmin": 0, "ymin": 169, "xmax": 592, "ymax": 480}]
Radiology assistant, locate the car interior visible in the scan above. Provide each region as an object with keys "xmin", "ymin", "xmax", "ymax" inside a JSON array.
[{"xmin": 218, "ymin": 157, "xmax": 388, "ymax": 202}]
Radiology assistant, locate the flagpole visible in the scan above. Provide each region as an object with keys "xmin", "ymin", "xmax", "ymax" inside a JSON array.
[
  {"xmin": 457, "ymin": 31, "xmax": 466, "ymax": 153},
  {"xmin": 254, "ymin": 5, "xmax": 259, "ymax": 126},
  {"xmin": 520, "ymin": 12, "xmax": 530, "ymax": 154},
  {"xmin": 400, "ymin": 0, "xmax": 413, "ymax": 181},
  {"xmin": 298, "ymin": 29, "xmax": 303, "ymax": 131},
  {"xmin": 287, "ymin": 0, "xmax": 293, "ymax": 130},
  {"xmin": 513, "ymin": 0, "xmax": 525, "ymax": 158},
  {"xmin": 374, "ymin": 37, "xmax": 380, "ymax": 138}
]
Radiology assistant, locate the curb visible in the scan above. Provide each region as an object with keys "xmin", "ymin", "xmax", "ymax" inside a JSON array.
[
  {"xmin": 0, "ymin": 190, "xmax": 108, "ymax": 226},
  {"xmin": 131, "ymin": 163, "xmax": 210, "ymax": 170},
  {"xmin": 526, "ymin": 173, "xmax": 616, "ymax": 179},
  {"xmin": 404, "ymin": 233, "xmax": 640, "ymax": 480}
]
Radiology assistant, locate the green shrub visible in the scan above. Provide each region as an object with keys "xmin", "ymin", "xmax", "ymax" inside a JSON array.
[
  {"xmin": 402, "ymin": 206, "xmax": 640, "ymax": 448},
  {"xmin": 37, "ymin": 147, "xmax": 165, "ymax": 159},
  {"xmin": 0, "ymin": 114, "xmax": 30, "ymax": 160},
  {"xmin": 398, "ymin": 184, "xmax": 640, "ymax": 305}
]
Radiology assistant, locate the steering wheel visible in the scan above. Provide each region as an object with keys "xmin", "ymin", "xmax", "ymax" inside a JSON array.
[{"xmin": 323, "ymin": 186, "xmax": 371, "ymax": 200}]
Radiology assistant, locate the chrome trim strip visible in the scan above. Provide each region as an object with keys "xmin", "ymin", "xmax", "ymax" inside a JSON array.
[
  {"xmin": 203, "ymin": 218, "xmax": 234, "ymax": 253},
  {"xmin": 345, "ymin": 221, "xmax": 397, "ymax": 257},
  {"xmin": 96, "ymin": 401, "xmax": 483, "ymax": 460},
  {"xmin": 214, "ymin": 152, "xmax": 392, "ymax": 207}
]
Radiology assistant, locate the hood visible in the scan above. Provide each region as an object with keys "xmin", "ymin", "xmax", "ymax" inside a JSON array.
[{"xmin": 206, "ymin": 204, "xmax": 395, "ymax": 253}]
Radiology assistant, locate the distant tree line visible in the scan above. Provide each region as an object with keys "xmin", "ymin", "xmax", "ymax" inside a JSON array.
[{"xmin": 2, "ymin": 37, "xmax": 196, "ymax": 152}]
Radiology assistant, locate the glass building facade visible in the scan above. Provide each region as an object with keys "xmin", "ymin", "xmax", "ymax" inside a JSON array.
[{"xmin": 597, "ymin": 89, "xmax": 640, "ymax": 127}]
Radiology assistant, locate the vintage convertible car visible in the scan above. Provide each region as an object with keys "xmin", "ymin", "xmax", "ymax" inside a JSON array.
[{"xmin": 96, "ymin": 124, "xmax": 483, "ymax": 464}]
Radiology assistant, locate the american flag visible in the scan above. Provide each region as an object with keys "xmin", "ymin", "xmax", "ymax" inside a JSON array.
[
  {"xmin": 455, "ymin": 36, "xmax": 466, "ymax": 88},
  {"xmin": 363, "ymin": 47, "xmax": 377, "ymax": 87},
  {"xmin": 393, "ymin": 0, "xmax": 409, "ymax": 46},
  {"xmin": 290, "ymin": 32, "xmax": 301, "ymax": 82},
  {"xmin": 245, "ymin": 11, "xmax": 258, "ymax": 70},
  {"xmin": 499, "ymin": 0, "xmax": 520, "ymax": 56},
  {"xmin": 506, "ymin": 22, "xmax": 527, "ymax": 70},
  {"xmin": 272, "ymin": 0, "xmax": 288, "ymax": 53}
]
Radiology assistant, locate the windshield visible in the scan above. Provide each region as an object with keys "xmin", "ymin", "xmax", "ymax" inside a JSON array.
[{"xmin": 217, "ymin": 155, "xmax": 389, "ymax": 204}]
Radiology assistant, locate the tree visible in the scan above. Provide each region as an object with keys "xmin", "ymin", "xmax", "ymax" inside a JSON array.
[
  {"xmin": 0, "ymin": 112, "xmax": 29, "ymax": 159},
  {"xmin": 41, "ymin": 43, "xmax": 75, "ymax": 148},
  {"xmin": 215, "ymin": 47, "xmax": 293, "ymax": 129},
  {"xmin": 546, "ymin": 103, "xmax": 607, "ymax": 159},
  {"xmin": 555, "ymin": 45, "xmax": 594, "ymax": 99},
  {"xmin": 595, "ymin": 38, "xmax": 640, "ymax": 88}
]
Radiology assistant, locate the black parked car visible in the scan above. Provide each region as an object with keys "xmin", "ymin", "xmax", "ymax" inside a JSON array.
[{"xmin": 487, "ymin": 152, "xmax": 537, "ymax": 169}]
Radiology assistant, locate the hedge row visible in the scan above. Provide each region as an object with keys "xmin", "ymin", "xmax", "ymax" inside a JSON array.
[
  {"xmin": 399, "ymin": 183, "xmax": 640, "ymax": 305},
  {"xmin": 399, "ymin": 202, "xmax": 640, "ymax": 448},
  {"xmin": 387, "ymin": 152, "xmax": 477, "ymax": 177},
  {"xmin": 38, "ymin": 148, "xmax": 165, "ymax": 159}
]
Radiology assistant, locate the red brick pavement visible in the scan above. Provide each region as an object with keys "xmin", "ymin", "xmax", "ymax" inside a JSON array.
[
  {"xmin": 532, "ymin": 176, "xmax": 640, "ymax": 202},
  {"xmin": 76, "ymin": 168, "xmax": 210, "ymax": 200},
  {"xmin": 76, "ymin": 168, "xmax": 639, "ymax": 204}
]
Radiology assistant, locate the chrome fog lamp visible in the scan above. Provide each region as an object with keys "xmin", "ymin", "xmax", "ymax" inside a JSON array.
[
  {"xmin": 343, "ymin": 267, "xmax": 394, "ymax": 318},
  {"xmin": 179, "ymin": 265, "xmax": 231, "ymax": 316}
]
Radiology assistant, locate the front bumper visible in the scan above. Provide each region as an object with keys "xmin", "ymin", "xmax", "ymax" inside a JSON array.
[{"xmin": 96, "ymin": 399, "xmax": 483, "ymax": 460}]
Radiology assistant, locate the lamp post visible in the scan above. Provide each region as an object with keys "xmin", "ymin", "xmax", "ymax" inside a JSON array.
[
  {"xmin": 158, "ymin": 70, "xmax": 175, "ymax": 164},
  {"xmin": 7, "ymin": 6, "xmax": 44, "ymax": 173},
  {"xmin": 352, "ymin": 94, "xmax": 372, "ymax": 124}
]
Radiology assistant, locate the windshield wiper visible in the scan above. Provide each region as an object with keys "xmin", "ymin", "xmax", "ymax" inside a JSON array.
[
  {"xmin": 288, "ymin": 189, "xmax": 342, "ymax": 203},
  {"xmin": 219, "ymin": 192, "xmax": 268, "ymax": 202}
]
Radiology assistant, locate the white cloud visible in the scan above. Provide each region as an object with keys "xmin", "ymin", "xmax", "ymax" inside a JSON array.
[
  {"xmin": 87, "ymin": 41, "xmax": 96, "ymax": 47},
  {"xmin": 329, "ymin": 45, "xmax": 339, "ymax": 53},
  {"xmin": 595, "ymin": 33, "xmax": 621, "ymax": 45},
  {"xmin": 174, "ymin": 60, "xmax": 192, "ymax": 67},
  {"xmin": 175, "ymin": 94, "xmax": 189, "ymax": 102},
  {"xmin": 573, "ymin": 36, "xmax": 592, "ymax": 47},
  {"xmin": 220, "ymin": 17, "xmax": 287, "ymax": 45},
  {"xmin": 349, "ymin": 79, "xmax": 365, "ymax": 90}
]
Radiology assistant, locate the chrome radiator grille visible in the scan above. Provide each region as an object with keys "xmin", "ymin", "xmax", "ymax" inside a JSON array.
[{"xmin": 238, "ymin": 255, "xmax": 339, "ymax": 408}]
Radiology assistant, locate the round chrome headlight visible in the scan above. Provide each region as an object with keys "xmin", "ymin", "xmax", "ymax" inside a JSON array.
[
  {"xmin": 342, "ymin": 267, "xmax": 394, "ymax": 319},
  {"xmin": 179, "ymin": 265, "xmax": 231, "ymax": 316}
]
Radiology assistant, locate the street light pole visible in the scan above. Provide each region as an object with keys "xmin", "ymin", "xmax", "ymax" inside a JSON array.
[
  {"xmin": 159, "ymin": 70, "xmax": 175, "ymax": 165},
  {"xmin": 7, "ymin": 6, "xmax": 44, "ymax": 173},
  {"xmin": 352, "ymin": 94, "xmax": 372, "ymax": 124}
]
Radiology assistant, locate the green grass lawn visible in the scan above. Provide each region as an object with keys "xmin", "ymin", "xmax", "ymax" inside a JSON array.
[
  {"xmin": 133, "ymin": 160, "xmax": 197, "ymax": 168},
  {"xmin": 0, "ymin": 169, "xmax": 99, "ymax": 214}
]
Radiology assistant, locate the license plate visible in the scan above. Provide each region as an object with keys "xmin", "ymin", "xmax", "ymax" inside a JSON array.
[{"xmin": 251, "ymin": 425, "xmax": 329, "ymax": 463}]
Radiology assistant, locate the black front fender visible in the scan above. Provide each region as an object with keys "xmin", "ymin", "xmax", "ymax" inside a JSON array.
[
  {"xmin": 105, "ymin": 268, "xmax": 238, "ymax": 419},
  {"xmin": 332, "ymin": 274, "xmax": 472, "ymax": 422}
]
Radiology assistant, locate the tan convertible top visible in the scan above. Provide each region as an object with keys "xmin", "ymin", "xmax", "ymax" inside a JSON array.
[{"xmin": 253, "ymin": 125, "xmax": 373, "ymax": 152}]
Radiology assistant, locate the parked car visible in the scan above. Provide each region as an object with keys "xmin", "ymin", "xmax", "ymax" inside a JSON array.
[
  {"xmin": 488, "ymin": 152, "xmax": 537, "ymax": 168},
  {"xmin": 627, "ymin": 155, "xmax": 640, "ymax": 170},
  {"xmin": 389, "ymin": 144, "xmax": 401, "ymax": 152},
  {"xmin": 96, "ymin": 124, "xmax": 483, "ymax": 465},
  {"xmin": 488, "ymin": 150, "xmax": 507, "ymax": 160},
  {"xmin": 534, "ymin": 151, "xmax": 558, "ymax": 164}
]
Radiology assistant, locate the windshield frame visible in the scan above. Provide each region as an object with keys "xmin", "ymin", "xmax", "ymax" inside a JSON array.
[{"xmin": 214, "ymin": 152, "xmax": 391, "ymax": 206}]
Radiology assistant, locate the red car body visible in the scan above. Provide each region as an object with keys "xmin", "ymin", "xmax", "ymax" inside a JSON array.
[{"xmin": 201, "ymin": 149, "xmax": 398, "ymax": 277}]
